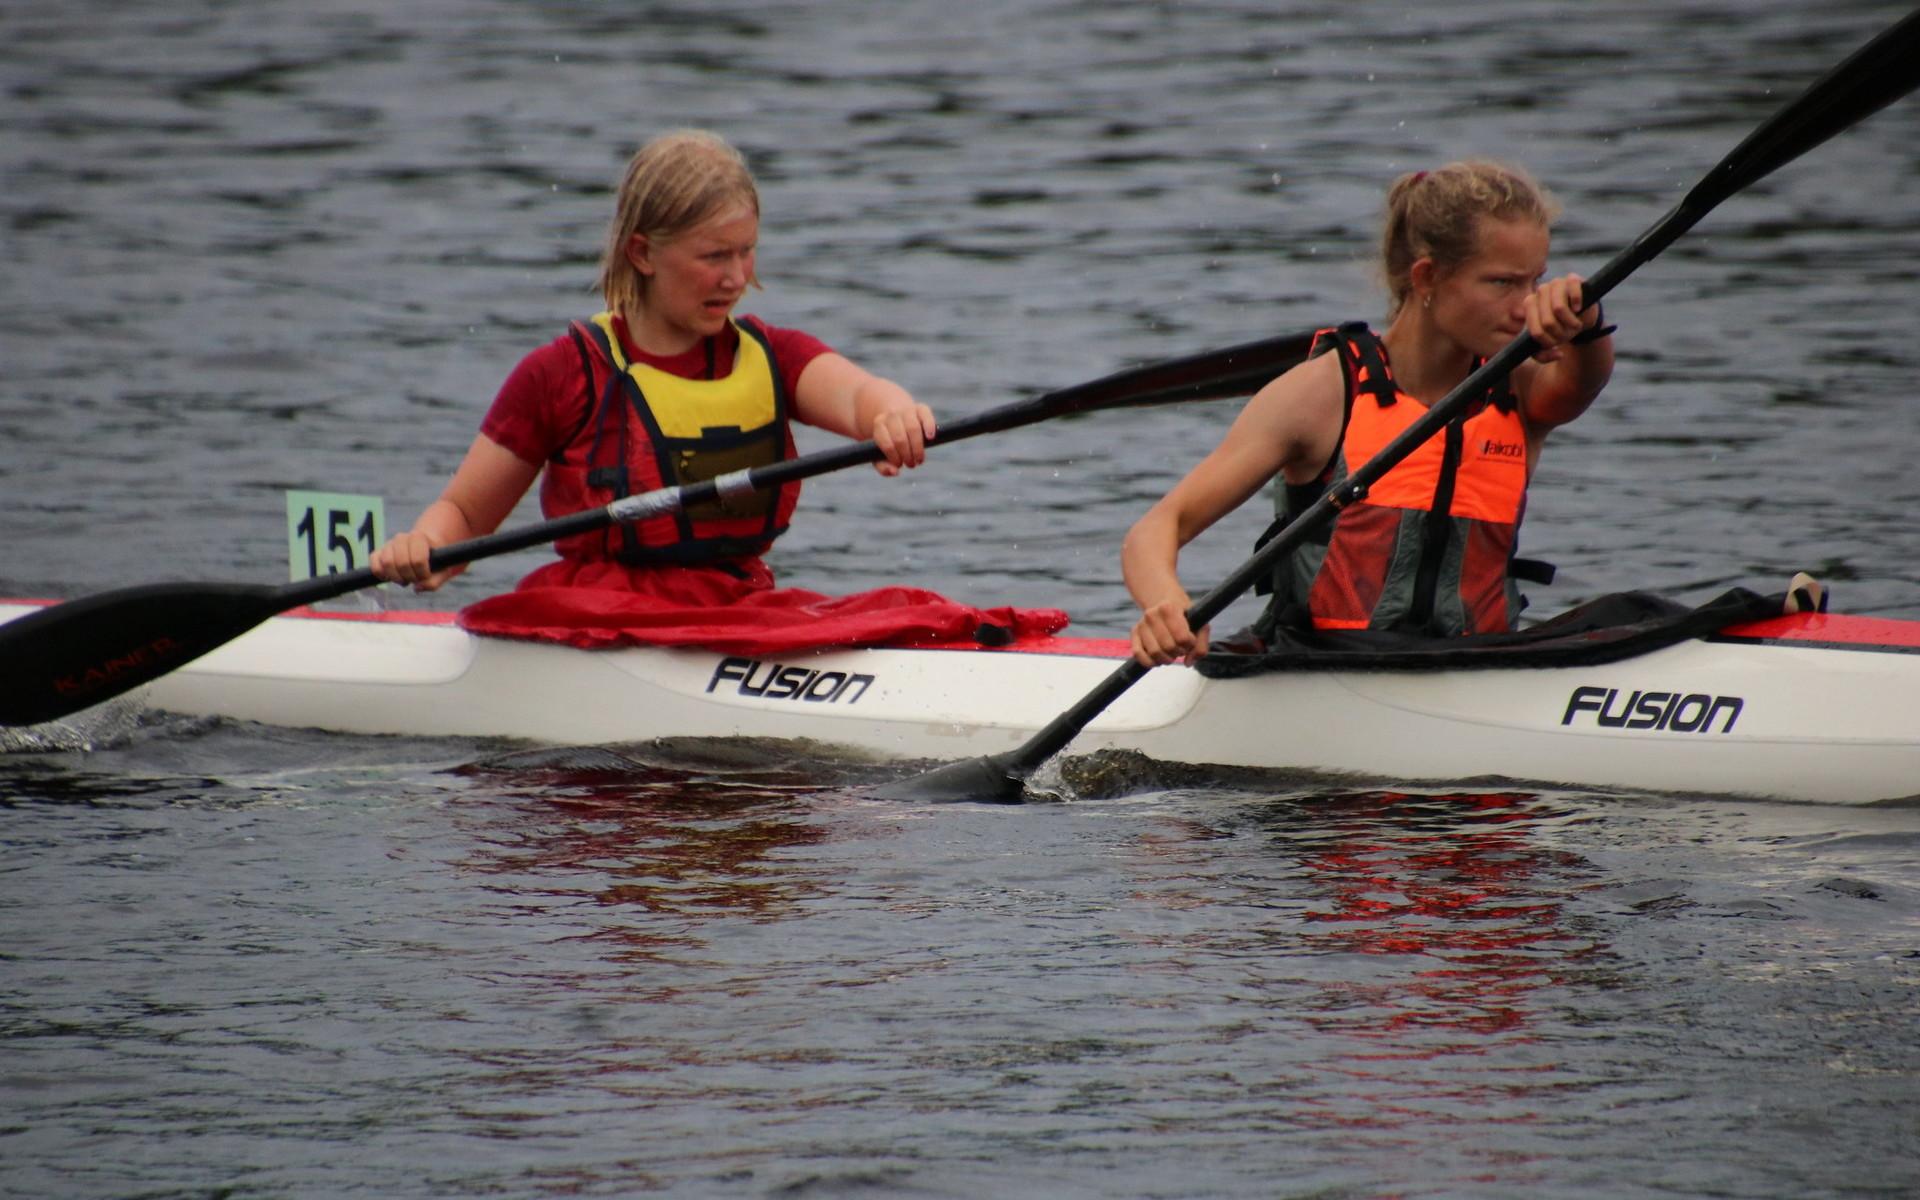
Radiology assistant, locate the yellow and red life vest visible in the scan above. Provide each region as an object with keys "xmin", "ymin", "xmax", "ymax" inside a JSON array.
[
  {"xmin": 541, "ymin": 314, "xmax": 800, "ymax": 567},
  {"xmin": 1263, "ymin": 323, "xmax": 1534, "ymax": 636}
]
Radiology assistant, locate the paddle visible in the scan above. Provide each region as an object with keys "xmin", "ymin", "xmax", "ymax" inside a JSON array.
[
  {"xmin": 889, "ymin": 8, "xmax": 1920, "ymax": 804},
  {"xmin": 0, "ymin": 329, "xmax": 1318, "ymax": 728}
]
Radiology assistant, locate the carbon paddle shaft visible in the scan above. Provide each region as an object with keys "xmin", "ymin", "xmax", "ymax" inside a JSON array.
[
  {"xmin": 0, "ymin": 330, "xmax": 1317, "ymax": 728},
  {"xmin": 426, "ymin": 328, "xmax": 1319, "ymax": 576},
  {"xmin": 981, "ymin": 9, "xmax": 1920, "ymax": 786}
]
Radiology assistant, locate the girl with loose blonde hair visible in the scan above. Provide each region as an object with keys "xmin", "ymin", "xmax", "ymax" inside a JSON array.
[
  {"xmin": 596, "ymin": 130, "xmax": 762, "ymax": 317},
  {"xmin": 374, "ymin": 129, "xmax": 938, "ymax": 609}
]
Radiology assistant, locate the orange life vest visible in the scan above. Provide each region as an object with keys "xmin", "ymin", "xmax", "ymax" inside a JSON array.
[
  {"xmin": 1262, "ymin": 323, "xmax": 1533, "ymax": 636},
  {"xmin": 541, "ymin": 314, "xmax": 800, "ymax": 567}
]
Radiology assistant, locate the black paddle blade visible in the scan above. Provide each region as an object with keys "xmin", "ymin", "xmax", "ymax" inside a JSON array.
[
  {"xmin": 873, "ymin": 752, "xmax": 1031, "ymax": 804},
  {"xmin": 0, "ymin": 582, "xmax": 285, "ymax": 726},
  {"xmin": 1694, "ymin": 8, "xmax": 1920, "ymax": 210}
]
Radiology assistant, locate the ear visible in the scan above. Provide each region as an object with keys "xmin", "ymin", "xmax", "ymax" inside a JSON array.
[
  {"xmin": 1408, "ymin": 255, "xmax": 1438, "ymax": 301},
  {"xmin": 624, "ymin": 233, "xmax": 653, "ymax": 277}
]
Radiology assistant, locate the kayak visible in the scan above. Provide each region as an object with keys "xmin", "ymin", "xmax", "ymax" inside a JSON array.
[{"xmin": 4, "ymin": 597, "xmax": 1916, "ymax": 806}]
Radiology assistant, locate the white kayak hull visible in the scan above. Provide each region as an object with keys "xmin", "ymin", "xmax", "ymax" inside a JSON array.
[{"xmin": 4, "ymin": 601, "xmax": 1917, "ymax": 805}]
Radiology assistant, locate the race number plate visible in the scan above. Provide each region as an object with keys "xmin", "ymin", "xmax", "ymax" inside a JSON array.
[{"xmin": 286, "ymin": 490, "xmax": 386, "ymax": 581}]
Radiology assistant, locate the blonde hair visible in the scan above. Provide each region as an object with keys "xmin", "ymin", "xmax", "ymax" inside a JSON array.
[
  {"xmin": 1380, "ymin": 160, "xmax": 1561, "ymax": 315},
  {"xmin": 596, "ymin": 129, "xmax": 761, "ymax": 315}
]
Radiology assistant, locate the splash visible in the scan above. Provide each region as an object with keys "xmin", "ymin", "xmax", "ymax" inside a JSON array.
[{"xmin": 0, "ymin": 691, "xmax": 148, "ymax": 754}]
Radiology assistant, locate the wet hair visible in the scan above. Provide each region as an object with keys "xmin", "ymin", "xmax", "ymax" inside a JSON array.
[
  {"xmin": 596, "ymin": 129, "xmax": 761, "ymax": 315},
  {"xmin": 1380, "ymin": 160, "xmax": 1561, "ymax": 315}
]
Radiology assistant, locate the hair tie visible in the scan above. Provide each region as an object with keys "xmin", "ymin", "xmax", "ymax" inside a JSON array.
[{"xmin": 1412, "ymin": 170, "xmax": 1428, "ymax": 185}]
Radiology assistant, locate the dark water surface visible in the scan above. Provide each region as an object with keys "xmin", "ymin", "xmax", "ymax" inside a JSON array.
[{"xmin": 4, "ymin": 1, "xmax": 1919, "ymax": 1196}]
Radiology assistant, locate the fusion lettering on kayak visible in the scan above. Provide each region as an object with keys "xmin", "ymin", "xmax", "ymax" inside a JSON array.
[
  {"xmin": 1561, "ymin": 686, "xmax": 1743, "ymax": 733},
  {"xmin": 706, "ymin": 657, "xmax": 875, "ymax": 704}
]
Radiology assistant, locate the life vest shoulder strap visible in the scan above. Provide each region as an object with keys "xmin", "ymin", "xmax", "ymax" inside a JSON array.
[
  {"xmin": 566, "ymin": 317, "xmax": 638, "ymax": 493},
  {"xmin": 733, "ymin": 316, "xmax": 793, "ymax": 428},
  {"xmin": 1315, "ymin": 321, "xmax": 1397, "ymax": 410},
  {"xmin": 1303, "ymin": 320, "xmax": 1371, "ymax": 487},
  {"xmin": 1252, "ymin": 321, "xmax": 1369, "ymax": 583},
  {"xmin": 556, "ymin": 321, "xmax": 604, "ymax": 462}
]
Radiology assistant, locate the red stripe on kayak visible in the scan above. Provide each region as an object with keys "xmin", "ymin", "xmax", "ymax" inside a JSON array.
[
  {"xmin": 934, "ymin": 634, "xmax": 1131, "ymax": 658},
  {"xmin": 1717, "ymin": 612, "xmax": 1920, "ymax": 652},
  {"xmin": 280, "ymin": 606, "xmax": 462, "ymax": 626},
  {"xmin": 18, "ymin": 597, "xmax": 1907, "ymax": 658},
  {"xmin": 270, "ymin": 604, "xmax": 1138, "ymax": 655},
  {"xmin": 270, "ymin": 606, "xmax": 1134, "ymax": 653},
  {"xmin": 267, "ymin": 611, "xmax": 1920, "ymax": 656},
  {"xmin": 970, "ymin": 614, "xmax": 1920, "ymax": 660}
]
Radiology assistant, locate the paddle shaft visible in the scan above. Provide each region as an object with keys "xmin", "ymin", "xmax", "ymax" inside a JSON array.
[
  {"xmin": 992, "ymin": 8, "xmax": 1920, "ymax": 780},
  {"xmin": 1, "ymin": 329, "xmax": 1317, "ymax": 727},
  {"xmin": 250, "ymin": 330, "xmax": 1324, "ymax": 611},
  {"xmin": 420, "ymin": 328, "xmax": 1317, "ymax": 579}
]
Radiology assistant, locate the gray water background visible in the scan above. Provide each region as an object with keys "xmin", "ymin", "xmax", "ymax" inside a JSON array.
[{"xmin": 4, "ymin": 1, "xmax": 1920, "ymax": 1196}]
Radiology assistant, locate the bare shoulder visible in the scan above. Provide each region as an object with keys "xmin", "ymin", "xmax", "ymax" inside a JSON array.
[
  {"xmin": 1241, "ymin": 351, "xmax": 1341, "ymax": 421},
  {"xmin": 1234, "ymin": 350, "xmax": 1345, "ymax": 480},
  {"xmin": 1139, "ymin": 350, "xmax": 1346, "ymax": 536}
]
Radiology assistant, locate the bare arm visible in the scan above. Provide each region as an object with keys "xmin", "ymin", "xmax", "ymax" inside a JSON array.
[
  {"xmin": 1122, "ymin": 353, "xmax": 1344, "ymax": 666},
  {"xmin": 370, "ymin": 434, "xmax": 541, "ymax": 591},
  {"xmin": 792, "ymin": 352, "xmax": 937, "ymax": 476},
  {"xmin": 1518, "ymin": 272, "xmax": 1615, "ymax": 446}
]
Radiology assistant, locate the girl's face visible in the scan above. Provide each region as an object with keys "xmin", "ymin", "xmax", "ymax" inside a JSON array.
[
  {"xmin": 1428, "ymin": 217, "xmax": 1550, "ymax": 359},
  {"xmin": 625, "ymin": 205, "xmax": 759, "ymax": 349}
]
